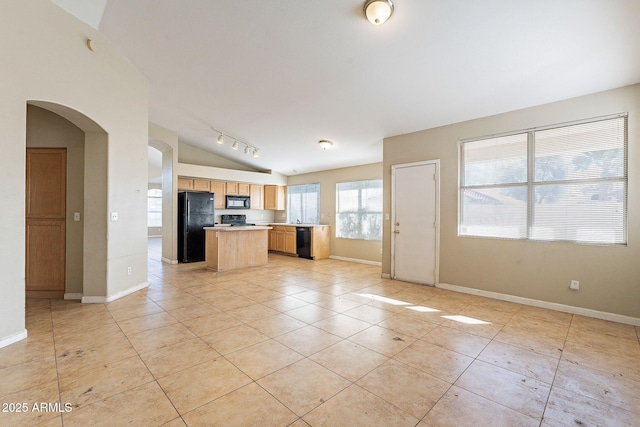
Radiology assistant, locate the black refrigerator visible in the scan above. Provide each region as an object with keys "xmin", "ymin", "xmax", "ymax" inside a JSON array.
[{"xmin": 178, "ymin": 191, "xmax": 215, "ymax": 262}]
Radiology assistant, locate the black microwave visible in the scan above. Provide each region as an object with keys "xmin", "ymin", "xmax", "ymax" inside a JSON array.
[{"xmin": 226, "ymin": 195, "xmax": 250, "ymax": 209}]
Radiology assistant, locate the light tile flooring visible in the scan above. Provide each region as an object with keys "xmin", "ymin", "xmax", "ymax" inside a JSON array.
[{"xmin": 1, "ymin": 237, "xmax": 639, "ymax": 426}]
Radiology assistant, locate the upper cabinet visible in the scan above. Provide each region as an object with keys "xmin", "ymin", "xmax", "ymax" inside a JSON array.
[
  {"xmin": 178, "ymin": 176, "xmax": 285, "ymax": 211},
  {"xmin": 264, "ymin": 185, "xmax": 286, "ymax": 210},
  {"xmin": 238, "ymin": 183, "xmax": 250, "ymax": 196},
  {"xmin": 250, "ymin": 184, "xmax": 264, "ymax": 210},
  {"xmin": 226, "ymin": 182, "xmax": 249, "ymax": 196},
  {"xmin": 177, "ymin": 177, "xmax": 194, "ymax": 190},
  {"xmin": 209, "ymin": 180, "xmax": 226, "ymax": 209},
  {"xmin": 226, "ymin": 182, "xmax": 238, "ymax": 195},
  {"xmin": 178, "ymin": 177, "xmax": 210, "ymax": 191},
  {"xmin": 193, "ymin": 179, "xmax": 210, "ymax": 192}
]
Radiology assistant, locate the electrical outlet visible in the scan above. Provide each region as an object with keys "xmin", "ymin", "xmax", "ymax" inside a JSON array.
[
  {"xmin": 127, "ymin": 266, "xmax": 132, "ymax": 275},
  {"xmin": 74, "ymin": 212, "xmax": 80, "ymax": 221},
  {"xmin": 110, "ymin": 212, "xmax": 118, "ymax": 222},
  {"xmin": 570, "ymin": 280, "xmax": 579, "ymax": 291}
]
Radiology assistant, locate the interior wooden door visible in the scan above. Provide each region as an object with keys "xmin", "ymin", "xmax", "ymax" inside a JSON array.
[{"xmin": 26, "ymin": 148, "xmax": 66, "ymax": 298}]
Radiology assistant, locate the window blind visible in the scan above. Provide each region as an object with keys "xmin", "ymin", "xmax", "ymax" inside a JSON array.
[{"xmin": 460, "ymin": 114, "xmax": 627, "ymax": 245}]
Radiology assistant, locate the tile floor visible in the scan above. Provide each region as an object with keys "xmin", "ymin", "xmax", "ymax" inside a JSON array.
[{"xmin": 1, "ymin": 236, "xmax": 639, "ymax": 426}]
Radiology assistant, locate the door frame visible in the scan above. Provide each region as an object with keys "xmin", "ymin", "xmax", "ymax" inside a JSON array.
[{"xmin": 390, "ymin": 159, "xmax": 441, "ymax": 285}]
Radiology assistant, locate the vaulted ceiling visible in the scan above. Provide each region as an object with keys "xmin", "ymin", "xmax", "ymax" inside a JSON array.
[{"xmin": 54, "ymin": 0, "xmax": 640, "ymax": 175}]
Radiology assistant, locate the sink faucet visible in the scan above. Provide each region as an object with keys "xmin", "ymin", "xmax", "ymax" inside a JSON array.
[{"xmin": 296, "ymin": 219, "xmax": 301, "ymax": 224}]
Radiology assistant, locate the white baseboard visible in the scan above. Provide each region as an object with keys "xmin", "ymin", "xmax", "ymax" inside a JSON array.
[
  {"xmin": 329, "ymin": 255, "xmax": 382, "ymax": 267},
  {"xmin": 161, "ymin": 257, "xmax": 178, "ymax": 265},
  {"xmin": 64, "ymin": 293, "xmax": 83, "ymax": 300},
  {"xmin": 82, "ymin": 281, "xmax": 149, "ymax": 304},
  {"xmin": 437, "ymin": 282, "xmax": 640, "ymax": 327},
  {"xmin": 0, "ymin": 329, "xmax": 27, "ymax": 349},
  {"xmin": 381, "ymin": 273, "xmax": 392, "ymax": 279}
]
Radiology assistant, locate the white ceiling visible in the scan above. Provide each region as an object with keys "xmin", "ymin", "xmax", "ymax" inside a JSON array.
[{"xmin": 55, "ymin": 0, "xmax": 640, "ymax": 176}]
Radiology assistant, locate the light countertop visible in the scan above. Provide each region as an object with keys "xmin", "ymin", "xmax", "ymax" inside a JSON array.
[
  {"xmin": 204, "ymin": 226, "xmax": 272, "ymax": 231},
  {"xmin": 270, "ymin": 223, "xmax": 329, "ymax": 227}
]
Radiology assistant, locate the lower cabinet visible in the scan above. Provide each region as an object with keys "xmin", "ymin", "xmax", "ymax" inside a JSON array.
[
  {"xmin": 269, "ymin": 226, "xmax": 297, "ymax": 255},
  {"xmin": 268, "ymin": 225, "xmax": 330, "ymax": 259},
  {"xmin": 310, "ymin": 225, "xmax": 330, "ymax": 260}
]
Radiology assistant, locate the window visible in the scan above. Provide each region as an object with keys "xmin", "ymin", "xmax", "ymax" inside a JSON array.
[
  {"xmin": 460, "ymin": 114, "xmax": 627, "ymax": 245},
  {"xmin": 336, "ymin": 179, "xmax": 383, "ymax": 240},
  {"xmin": 287, "ymin": 183, "xmax": 320, "ymax": 224},
  {"xmin": 147, "ymin": 188, "xmax": 162, "ymax": 227}
]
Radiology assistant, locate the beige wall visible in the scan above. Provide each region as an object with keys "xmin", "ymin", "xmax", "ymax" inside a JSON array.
[
  {"xmin": 26, "ymin": 105, "xmax": 85, "ymax": 295},
  {"xmin": 287, "ymin": 163, "xmax": 383, "ymax": 263},
  {"xmin": 383, "ymin": 84, "xmax": 640, "ymax": 318},
  {"xmin": 0, "ymin": 0, "xmax": 148, "ymax": 345}
]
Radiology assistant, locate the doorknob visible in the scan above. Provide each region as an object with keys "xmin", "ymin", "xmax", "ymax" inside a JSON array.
[
  {"xmin": 394, "ymin": 230, "xmax": 400, "ymax": 234},
  {"xmin": 395, "ymin": 222, "xmax": 400, "ymax": 226}
]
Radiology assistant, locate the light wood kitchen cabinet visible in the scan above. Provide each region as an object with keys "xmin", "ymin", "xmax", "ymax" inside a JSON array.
[
  {"xmin": 178, "ymin": 177, "xmax": 194, "ymax": 190},
  {"xmin": 284, "ymin": 227, "xmax": 296, "ymax": 254},
  {"xmin": 268, "ymin": 229, "xmax": 277, "ymax": 250},
  {"xmin": 238, "ymin": 183, "xmax": 250, "ymax": 196},
  {"xmin": 270, "ymin": 225, "xmax": 297, "ymax": 255},
  {"xmin": 250, "ymin": 184, "xmax": 264, "ymax": 210},
  {"xmin": 264, "ymin": 185, "xmax": 286, "ymax": 210},
  {"xmin": 209, "ymin": 181, "xmax": 226, "ymax": 209},
  {"xmin": 193, "ymin": 179, "xmax": 210, "ymax": 192},
  {"xmin": 311, "ymin": 225, "xmax": 330, "ymax": 260},
  {"xmin": 178, "ymin": 177, "xmax": 210, "ymax": 192},
  {"xmin": 205, "ymin": 228, "xmax": 269, "ymax": 272},
  {"xmin": 226, "ymin": 182, "xmax": 238, "ymax": 195}
]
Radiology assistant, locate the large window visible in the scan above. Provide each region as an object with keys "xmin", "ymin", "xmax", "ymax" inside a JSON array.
[
  {"xmin": 336, "ymin": 179, "xmax": 382, "ymax": 240},
  {"xmin": 460, "ymin": 114, "xmax": 627, "ymax": 245},
  {"xmin": 287, "ymin": 183, "xmax": 320, "ymax": 224},
  {"xmin": 147, "ymin": 188, "xmax": 162, "ymax": 227}
]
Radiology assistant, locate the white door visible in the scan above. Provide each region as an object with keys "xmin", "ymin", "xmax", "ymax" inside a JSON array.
[{"xmin": 391, "ymin": 160, "xmax": 439, "ymax": 285}]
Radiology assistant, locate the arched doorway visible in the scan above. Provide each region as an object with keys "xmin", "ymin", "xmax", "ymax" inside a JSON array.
[
  {"xmin": 149, "ymin": 125, "xmax": 179, "ymax": 265},
  {"xmin": 27, "ymin": 101, "xmax": 109, "ymax": 301}
]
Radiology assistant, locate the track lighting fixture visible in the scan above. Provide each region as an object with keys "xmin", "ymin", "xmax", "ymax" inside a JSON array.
[{"xmin": 210, "ymin": 127, "xmax": 262, "ymax": 160}]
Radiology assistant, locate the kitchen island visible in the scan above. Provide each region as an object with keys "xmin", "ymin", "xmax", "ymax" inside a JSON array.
[{"xmin": 204, "ymin": 226, "xmax": 272, "ymax": 272}]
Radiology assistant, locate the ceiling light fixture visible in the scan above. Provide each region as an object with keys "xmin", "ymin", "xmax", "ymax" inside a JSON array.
[
  {"xmin": 364, "ymin": 0, "xmax": 394, "ymax": 25},
  {"xmin": 210, "ymin": 127, "xmax": 262, "ymax": 159},
  {"xmin": 319, "ymin": 140, "xmax": 333, "ymax": 150}
]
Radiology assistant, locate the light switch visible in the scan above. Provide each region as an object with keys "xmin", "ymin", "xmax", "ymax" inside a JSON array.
[
  {"xmin": 110, "ymin": 212, "xmax": 118, "ymax": 222},
  {"xmin": 74, "ymin": 212, "xmax": 80, "ymax": 221}
]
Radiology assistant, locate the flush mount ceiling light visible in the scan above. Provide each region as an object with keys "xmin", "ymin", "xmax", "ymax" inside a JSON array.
[
  {"xmin": 364, "ymin": 0, "xmax": 394, "ymax": 25},
  {"xmin": 319, "ymin": 140, "xmax": 333, "ymax": 150}
]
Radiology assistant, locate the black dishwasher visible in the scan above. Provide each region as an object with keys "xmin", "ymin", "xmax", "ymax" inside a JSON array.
[{"xmin": 296, "ymin": 227, "xmax": 312, "ymax": 259}]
